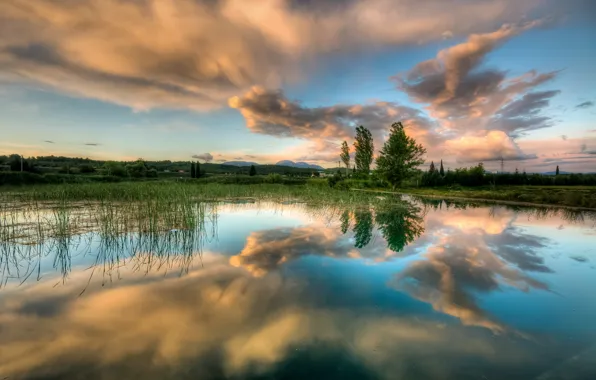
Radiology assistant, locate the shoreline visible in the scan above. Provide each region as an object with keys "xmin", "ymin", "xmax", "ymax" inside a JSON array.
[{"xmin": 350, "ymin": 188, "xmax": 596, "ymax": 212}]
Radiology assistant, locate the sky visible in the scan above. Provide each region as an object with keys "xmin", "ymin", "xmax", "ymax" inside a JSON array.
[{"xmin": 0, "ymin": 0, "xmax": 595, "ymax": 172}]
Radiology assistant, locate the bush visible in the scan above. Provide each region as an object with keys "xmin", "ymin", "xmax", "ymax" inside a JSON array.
[
  {"xmin": 265, "ymin": 173, "xmax": 283, "ymax": 184},
  {"xmin": 0, "ymin": 172, "xmax": 47, "ymax": 186},
  {"xmin": 79, "ymin": 164, "xmax": 96, "ymax": 174},
  {"xmin": 327, "ymin": 173, "xmax": 344, "ymax": 188}
]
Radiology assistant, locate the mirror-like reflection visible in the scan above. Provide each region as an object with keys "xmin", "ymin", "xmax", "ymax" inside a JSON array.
[{"xmin": 1, "ymin": 197, "xmax": 595, "ymax": 379}]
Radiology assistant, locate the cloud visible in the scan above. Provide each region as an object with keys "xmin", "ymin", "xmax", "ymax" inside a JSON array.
[
  {"xmin": 84, "ymin": 142, "xmax": 100, "ymax": 146},
  {"xmin": 229, "ymin": 86, "xmax": 441, "ymax": 153},
  {"xmin": 0, "ymin": 0, "xmax": 542, "ymax": 111},
  {"xmin": 391, "ymin": 229, "xmax": 549, "ymax": 333},
  {"xmin": 192, "ymin": 153, "xmax": 214, "ymax": 162},
  {"xmin": 444, "ymin": 131, "xmax": 537, "ymax": 162},
  {"xmin": 395, "ymin": 23, "xmax": 560, "ymax": 162},
  {"xmin": 43, "ymin": 140, "xmax": 55, "ymax": 144},
  {"xmin": 575, "ymin": 101, "xmax": 594, "ymax": 109}
]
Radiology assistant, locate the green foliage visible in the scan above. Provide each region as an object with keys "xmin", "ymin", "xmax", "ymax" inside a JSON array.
[
  {"xmin": 0, "ymin": 172, "xmax": 46, "ymax": 185},
  {"xmin": 340, "ymin": 141, "xmax": 350, "ymax": 175},
  {"xmin": 376, "ymin": 122, "xmax": 427, "ymax": 188},
  {"xmin": 375, "ymin": 205, "xmax": 424, "ymax": 252},
  {"xmin": 79, "ymin": 164, "xmax": 96, "ymax": 174},
  {"xmin": 265, "ymin": 173, "xmax": 283, "ymax": 183},
  {"xmin": 103, "ymin": 161, "xmax": 127, "ymax": 177},
  {"xmin": 353, "ymin": 209, "xmax": 373, "ymax": 248},
  {"xmin": 190, "ymin": 162, "xmax": 196, "ymax": 178},
  {"xmin": 126, "ymin": 159, "xmax": 147, "ymax": 178},
  {"xmin": 354, "ymin": 126, "xmax": 374, "ymax": 174},
  {"xmin": 249, "ymin": 165, "xmax": 257, "ymax": 176},
  {"xmin": 196, "ymin": 162, "xmax": 205, "ymax": 178},
  {"xmin": 146, "ymin": 168, "xmax": 158, "ymax": 178},
  {"xmin": 439, "ymin": 160, "xmax": 445, "ymax": 176},
  {"xmin": 340, "ymin": 210, "xmax": 350, "ymax": 234},
  {"xmin": 327, "ymin": 172, "xmax": 344, "ymax": 188}
]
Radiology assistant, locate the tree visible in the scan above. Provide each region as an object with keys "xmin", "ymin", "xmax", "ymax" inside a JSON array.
[
  {"xmin": 439, "ymin": 160, "xmax": 445, "ymax": 176},
  {"xmin": 429, "ymin": 161, "xmax": 436, "ymax": 173},
  {"xmin": 249, "ymin": 164, "xmax": 257, "ymax": 176},
  {"xmin": 103, "ymin": 161, "xmax": 127, "ymax": 177},
  {"xmin": 79, "ymin": 164, "xmax": 95, "ymax": 174},
  {"xmin": 340, "ymin": 141, "xmax": 350, "ymax": 175},
  {"xmin": 127, "ymin": 159, "xmax": 147, "ymax": 178},
  {"xmin": 340, "ymin": 210, "xmax": 350, "ymax": 234},
  {"xmin": 354, "ymin": 126, "xmax": 374, "ymax": 174},
  {"xmin": 375, "ymin": 203, "xmax": 424, "ymax": 252},
  {"xmin": 556, "ymin": 165, "xmax": 560, "ymax": 176},
  {"xmin": 9, "ymin": 155, "xmax": 29, "ymax": 172},
  {"xmin": 196, "ymin": 161, "xmax": 203, "ymax": 178},
  {"xmin": 376, "ymin": 122, "xmax": 427, "ymax": 188},
  {"xmin": 190, "ymin": 162, "xmax": 196, "ymax": 178},
  {"xmin": 353, "ymin": 209, "xmax": 373, "ymax": 248}
]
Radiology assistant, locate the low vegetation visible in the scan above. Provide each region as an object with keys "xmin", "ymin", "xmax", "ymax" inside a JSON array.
[{"xmin": 2, "ymin": 121, "xmax": 595, "ymax": 209}]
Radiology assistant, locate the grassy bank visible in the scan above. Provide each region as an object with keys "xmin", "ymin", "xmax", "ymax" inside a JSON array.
[
  {"xmin": 0, "ymin": 180, "xmax": 397, "ymax": 205},
  {"xmin": 398, "ymin": 186, "xmax": 596, "ymax": 209}
]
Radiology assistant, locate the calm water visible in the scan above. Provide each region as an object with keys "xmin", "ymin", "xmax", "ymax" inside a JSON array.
[{"xmin": 1, "ymin": 198, "xmax": 596, "ymax": 379}]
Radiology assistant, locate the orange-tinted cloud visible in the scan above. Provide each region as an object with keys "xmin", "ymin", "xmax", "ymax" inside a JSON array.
[
  {"xmin": 229, "ymin": 86, "xmax": 442, "ymax": 159},
  {"xmin": 0, "ymin": 0, "xmax": 540, "ymax": 111}
]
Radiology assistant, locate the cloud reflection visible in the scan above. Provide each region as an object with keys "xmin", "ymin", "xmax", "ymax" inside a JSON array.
[{"xmin": 0, "ymin": 255, "xmax": 548, "ymax": 380}]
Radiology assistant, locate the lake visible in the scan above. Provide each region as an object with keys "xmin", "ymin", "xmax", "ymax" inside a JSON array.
[{"xmin": 1, "ymin": 197, "xmax": 595, "ymax": 379}]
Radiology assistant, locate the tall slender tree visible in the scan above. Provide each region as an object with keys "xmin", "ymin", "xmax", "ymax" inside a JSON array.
[
  {"xmin": 196, "ymin": 161, "xmax": 202, "ymax": 178},
  {"xmin": 429, "ymin": 161, "xmax": 436, "ymax": 173},
  {"xmin": 249, "ymin": 164, "xmax": 257, "ymax": 176},
  {"xmin": 376, "ymin": 122, "xmax": 427, "ymax": 189},
  {"xmin": 190, "ymin": 162, "xmax": 196, "ymax": 178},
  {"xmin": 340, "ymin": 141, "xmax": 350, "ymax": 176},
  {"xmin": 556, "ymin": 165, "xmax": 560, "ymax": 175},
  {"xmin": 439, "ymin": 160, "xmax": 445, "ymax": 176},
  {"xmin": 353, "ymin": 126, "xmax": 374, "ymax": 174}
]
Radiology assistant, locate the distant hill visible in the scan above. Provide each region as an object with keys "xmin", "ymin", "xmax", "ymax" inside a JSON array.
[
  {"xmin": 275, "ymin": 160, "xmax": 324, "ymax": 170},
  {"xmin": 221, "ymin": 161, "xmax": 259, "ymax": 167},
  {"xmin": 542, "ymin": 171, "xmax": 572, "ymax": 175}
]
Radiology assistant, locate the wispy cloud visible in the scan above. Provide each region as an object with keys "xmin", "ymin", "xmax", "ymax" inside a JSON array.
[
  {"xmin": 191, "ymin": 153, "xmax": 213, "ymax": 163},
  {"xmin": 394, "ymin": 23, "xmax": 560, "ymax": 162},
  {"xmin": 84, "ymin": 143, "xmax": 100, "ymax": 146},
  {"xmin": 0, "ymin": 0, "xmax": 542, "ymax": 111},
  {"xmin": 229, "ymin": 86, "xmax": 441, "ymax": 159},
  {"xmin": 575, "ymin": 101, "xmax": 594, "ymax": 109},
  {"xmin": 43, "ymin": 140, "xmax": 55, "ymax": 144}
]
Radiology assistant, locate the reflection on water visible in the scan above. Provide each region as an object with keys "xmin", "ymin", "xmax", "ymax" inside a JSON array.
[{"xmin": 1, "ymin": 198, "xmax": 596, "ymax": 379}]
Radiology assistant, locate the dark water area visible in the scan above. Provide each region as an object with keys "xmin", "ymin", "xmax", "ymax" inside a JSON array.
[{"xmin": 1, "ymin": 198, "xmax": 596, "ymax": 379}]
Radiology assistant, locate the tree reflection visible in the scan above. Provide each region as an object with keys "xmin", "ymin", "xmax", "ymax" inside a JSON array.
[
  {"xmin": 353, "ymin": 209, "xmax": 373, "ymax": 248},
  {"xmin": 375, "ymin": 205, "xmax": 425, "ymax": 253},
  {"xmin": 340, "ymin": 210, "xmax": 351, "ymax": 234}
]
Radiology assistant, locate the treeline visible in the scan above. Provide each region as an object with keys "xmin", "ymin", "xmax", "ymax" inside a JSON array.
[
  {"xmin": 0, "ymin": 154, "xmax": 317, "ymax": 177},
  {"xmin": 420, "ymin": 163, "xmax": 596, "ymax": 187}
]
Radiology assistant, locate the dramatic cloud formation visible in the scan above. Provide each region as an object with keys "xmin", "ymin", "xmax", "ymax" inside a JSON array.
[
  {"xmin": 229, "ymin": 86, "xmax": 441, "ymax": 161},
  {"xmin": 444, "ymin": 131, "xmax": 537, "ymax": 163},
  {"xmin": 395, "ymin": 23, "xmax": 561, "ymax": 162},
  {"xmin": 391, "ymin": 206, "xmax": 553, "ymax": 333},
  {"xmin": 192, "ymin": 152, "xmax": 214, "ymax": 162},
  {"xmin": 0, "ymin": 255, "xmax": 546, "ymax": 380},
  {"xmin": 0, "ymin": 0, "xmax": 541, "ymax": 111}
]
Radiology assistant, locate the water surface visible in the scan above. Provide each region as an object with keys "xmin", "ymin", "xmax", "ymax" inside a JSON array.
[{"xmin": 1, "ymin": 198, "xmax": 595, "ymax": 379}]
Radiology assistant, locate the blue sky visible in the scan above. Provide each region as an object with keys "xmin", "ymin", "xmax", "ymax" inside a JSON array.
[{"xmin": 0, "ymin": 0, "xmax": 595, "ymax": 171}]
